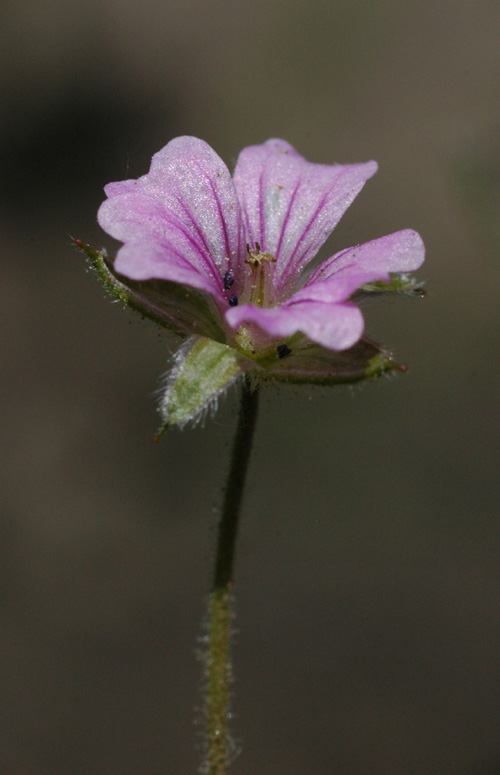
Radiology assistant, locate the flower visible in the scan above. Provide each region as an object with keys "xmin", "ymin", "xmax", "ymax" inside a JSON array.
[{"xmin": 78, "ymin": 137, "xmax": 424, "ymax": 428}]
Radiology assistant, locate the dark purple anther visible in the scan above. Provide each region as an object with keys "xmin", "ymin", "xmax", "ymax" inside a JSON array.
[
  {"xmin": 224, "ymin": 270, "xmax": 234, "ymax": 291},
  {"xmin": 277, "ymin": 344, "xmax": 292, "ymax": 359},
  {"xmin": 228, "ymin": 294, "xmax": 238, "ymax": 307}
]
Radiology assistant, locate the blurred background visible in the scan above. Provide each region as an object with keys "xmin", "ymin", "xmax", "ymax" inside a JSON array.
[{"xmin": 2, "ymin": 0, "xmax": 500, "ymax": 772}]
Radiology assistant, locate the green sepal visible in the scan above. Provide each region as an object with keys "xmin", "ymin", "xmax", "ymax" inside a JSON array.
[
  {"xmin": 157, "ymin": 337, "xmax": 252, "ymax": 433},
  {"xmin": 248, "ymin": 336, "xmax": 404, "ymax": 386},
  {"xmin": 74, "ymin": 239, "xmax": 226, "ymax": 341},
  {"xmin": 354, "ymin": 272, "xmax": 425, "ymax": 300}
]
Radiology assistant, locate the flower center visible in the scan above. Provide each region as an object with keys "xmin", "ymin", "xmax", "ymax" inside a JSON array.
[{"xmin": 239, "ymin": 242, "xmax": 277, "ymax": 308}]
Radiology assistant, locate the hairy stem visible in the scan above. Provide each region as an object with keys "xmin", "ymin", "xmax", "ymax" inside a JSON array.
[{"xmin": 204, "ymin": 377, "xmax": 260, "ymax": 775}]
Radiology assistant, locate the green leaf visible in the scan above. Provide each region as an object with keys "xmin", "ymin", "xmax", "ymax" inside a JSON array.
[
  {"xmin": 157, "ymin": 337, "xmax": 250, "ymax": 432},
  {"xmin": 74, "ymin": 239, "xmax": 226, "ymax": 341},
  {"xmin": 250, "ymin": 335, "xmax": 404, "ymax": 385}
]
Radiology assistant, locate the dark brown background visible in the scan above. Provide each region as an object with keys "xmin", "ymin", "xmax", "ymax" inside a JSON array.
[{"xmin": 2, "ymin": 1, "xmax": 500, "ymax": 772}]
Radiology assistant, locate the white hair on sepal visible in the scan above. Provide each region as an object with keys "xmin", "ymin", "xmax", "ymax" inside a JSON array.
[{"xmin": 155, "ymin": 337, "xmax": 245, "ymax": 433}]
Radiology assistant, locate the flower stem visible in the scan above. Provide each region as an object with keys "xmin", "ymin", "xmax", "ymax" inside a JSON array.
[{"xmin": 204, "ymin": 377, "xmax": 259, "ymax": 775}]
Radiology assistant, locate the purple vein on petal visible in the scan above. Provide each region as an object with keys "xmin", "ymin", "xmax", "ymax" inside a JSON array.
[
  {"xmin": 274, "ymin": 178, "xmax": 301, "ymax": 261},
  {"xmin": 240, "ymin": 206, "xmax": 252, "ymax": 248},
  {"xmin": 236, "ymin": 168, "xmax": 254, "ymax": 247},
  {"xmin": 159, "ymin": 205, "xmax": 220, "ymax": 283},
  {"xmin": 115, "ymin": 238, "xmax": 217, "ymax": 291},
  {"xmin": 147, "ymin": 238, "xmax": 208, "ymax": 274},
  {"xmin": 192, "ymin": 158, "xmax": 233, "ymax": 266},
  {"xmin": 258, "ymin": 168, "xmax": 266, "ymax": 249},
  {"xmin": 160, "ymin": 244, "xmax": 202, "ymax": 269},
  {"xmin": 173, "ymin": 196, "xmax": 222, "ymax": 281},
  {"xmin": 277, "ymin": 187, "xmax": 331, "ymax": 292}
]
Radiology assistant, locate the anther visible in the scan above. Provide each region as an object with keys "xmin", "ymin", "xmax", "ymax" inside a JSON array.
[
  {"xmin": 223, "ymin": 270, "xmax": 234, "ymax": 291},
  {"xmin": 228, "ymin": 294, "xmax": 239, "ymax": 307},
  {"xmin": 277, "ymin": 344, "xmax": 292, "ymax": 359},
  {"xmin": 245, "ymin": 244, "xmax": 277, "ymax": 269}
]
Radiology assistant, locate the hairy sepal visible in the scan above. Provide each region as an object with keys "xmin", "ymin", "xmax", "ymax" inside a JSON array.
[
  {"xmin": 250, "ymin": 336, "xmax": 404, "ymax": 385},
  {"xmin": 157, "ymin": 337, "xmax": 250, "ymax": 432},
  {"xmin": 74, "ymin": 239, "xmax": 226, "ymax": 340},
  {"xmin": 354, "ymin": 272, "xmax": 425, "ymax": 300}
]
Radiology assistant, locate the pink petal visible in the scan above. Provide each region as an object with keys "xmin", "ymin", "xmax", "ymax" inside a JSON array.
[
  {"xmin": 308, "ymin": 229, "xmax": 425, "ymax": 285},
  {"xmin": 104, "ymin": 179, "xmax": 140, "ymax": 197},
  {"xmin": 287, "ymin": 271, "xmax": 385, "ymax": 305},
  {"xmin": 98, "ymin": 136, "xmax": 245, "ymax": 296},
  {"xmin": 114, "ymin": 239, "xmax": 225, "ymax": 302},
  {"xmin": 226, "ymin": 299, "xmax": 364, "ymax": 351},
  {"xmin": 233, "ymin": 139, "xmax": 377, "ymax": 297},
  {"xmin": 99, "ymin": 193, "xmax": 222, "ymax": 295},
  {"xmin": 99, "ymin": 191, "xmax": 183, "ymax": 243}
]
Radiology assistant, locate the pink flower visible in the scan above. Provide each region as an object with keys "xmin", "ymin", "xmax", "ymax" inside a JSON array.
[
  {"xmin": 98, "ymin": 137, "xmax": 424, "ymax": 355},
  {"xmin": 80, "ymin": 136, "xmax": 424, "ymax": 426}
]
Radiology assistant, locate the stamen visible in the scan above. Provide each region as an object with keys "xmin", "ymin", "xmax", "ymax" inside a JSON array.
[
  {"xmin": 228, "ymin": 294, "xmax": 238, "ymax": 307},
  {"xmin": 245, "ymin": 243, "xmax": 276, "ymax": 269},
  {"xmin": 223, "ymin": 270, "xmax": 234, "ymax": 291},
  {"xmin": 277, "ymin": 344, "xmax": 292, "ymax": 359},
  {"xmin": 243, "ymin": 243, "xmax": 277, "ymax": 307}
]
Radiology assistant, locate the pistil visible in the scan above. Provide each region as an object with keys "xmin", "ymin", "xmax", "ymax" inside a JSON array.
[{"xmin": 240, "ymin": 242, "xmax": 277, "ymax": 308}]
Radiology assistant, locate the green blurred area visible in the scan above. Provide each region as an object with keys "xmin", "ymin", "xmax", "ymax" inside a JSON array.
[{"xmin": 1, "ymin": 1, "xmax": 500, "ymax": 773}]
